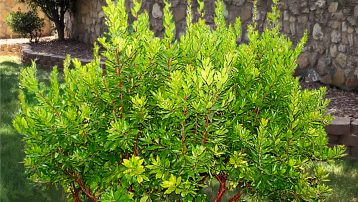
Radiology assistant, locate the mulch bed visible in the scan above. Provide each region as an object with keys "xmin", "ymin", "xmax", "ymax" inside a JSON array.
[
  {"xmin": 2, "ymin": 38, "xmax": 357, "ymax": 118},
  {"xmin": 30, "ymin": 39, "xmax": 94, "ymax": 60},
  {"xmin": 301, "ymin": 82, "xmax": 358, "ymax": 119}
]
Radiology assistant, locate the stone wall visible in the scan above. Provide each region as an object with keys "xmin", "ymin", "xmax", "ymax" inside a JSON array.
[
  {"xmin": 65, "ymin": 0, "xmax": 107, "ymax": 43},
  {"xmin": 67, "ymin": 0, "xmax": 358, "ymax": 91},
  {"xmin": 0, "ymin": 0, "xmax": 52, "ymax": 39}
]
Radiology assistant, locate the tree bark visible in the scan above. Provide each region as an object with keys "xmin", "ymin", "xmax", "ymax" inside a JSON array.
[
  {"xmin": 229, "ymin": 191, "xmax": 242, "ymax": 202},
  {"xmin": 71, "ymin": 185, "xmax": 82, "ymax": 202},
  {"xmin": 55, "ymin": 21, "xmax": 65, "ymax": 41},
  {"xmin": 214, "ymin": 174, "xmax": 227, "ymax": 202}
]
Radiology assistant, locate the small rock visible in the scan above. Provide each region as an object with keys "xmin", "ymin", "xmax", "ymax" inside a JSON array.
[
  {"xmin": 305, "ymin": 68, "xmax": 321, "ymax": 83},
  {"xmin": 317, "ymin": 56, "xmax": 331, "ymax": 75},
  {"xmin": 348, "ymin": 27, "xmax": 354, "ymax": 33},
  {"xmin": 338, "ymin": 44, "xmax": 347, "ymax": 53},
  {"xmin": 302, "ymin": 8, "xmax": 309, "ymax": 13},
  {"xmin": 313, "ymin": 23, "xmax": 323, "ymax": 40},
  {"xmin": 316, "ymin": 0, "xmax": 326, "ymax": 8},
  {"xmin": 332, "ymin": 67, "xmax": 345, "ymax": 86},
  {"xmin": 331, "ymin": 11, "xmax": 344, "ymax": 20},
  {"xmin": 284, "ymin": 11, "xmax": 289, "ymax": 21},
  {"xmin": 348, "ymin": 17, "xmax": 357, "ymax": 26},
  {"xmin": 342, "ymin": 22, "xmax": 347, "ymax": 32},
  {"xmin": 298, "ymin": 16, "xmax": 308, "ymax": 24},
  {"xmin": 290, "ymin": 23, "xmax": 296, "ymax": 35},
  {"xmin": 328, "ymin": 20, "xmax": 340, "ymax": 29},
  {"xmin": 297, "ymin": 53, "xmax": 310, "ymax": 69},
  {"xmin": 331, "ymin": 30, "xmax": 341, "ymax": 43},
  {"xmin": 328, "ymin": 2, "xmax": 338, "ymax": 13},
  {"xmin": 232, "ymin": 0, "xmax": 245, "ymax": 6},
  {"xmin": 98, "ymin": 11, "xmax": 104, "ymax": 18},
  {"xmin": 152, "ymin": 3, "xmax": 163, "ymax": 19},
  {"xmin": 345, "ymin": 76, "xmax": 358, "ymax": 90},
  {"xmin": 336, "ymin": 53, "xmax": 347, "ymax": 68},
  {"xmin": 348, "ymin": 34, "xmax": 354, "ymax": 47},
  {"xmin": 330, "ymin": 45, "xmax": 338, "ymax": 57}
]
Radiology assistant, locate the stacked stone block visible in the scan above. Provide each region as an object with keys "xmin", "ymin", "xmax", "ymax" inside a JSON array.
[{"xmin": 326, "ymin": 117, "xmax": 358, "ymax": 157}]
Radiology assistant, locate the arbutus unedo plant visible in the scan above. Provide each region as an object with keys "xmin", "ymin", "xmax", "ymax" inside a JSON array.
[{"xmin": 14, "ymin": 0, "xmax": 345, "ymax": 201}]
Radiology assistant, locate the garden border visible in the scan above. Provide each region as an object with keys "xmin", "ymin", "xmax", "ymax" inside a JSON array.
[
  {"xmin": 327, "ymin": 117, "xmax": 358, "ymax": 157},
  {"xmin": 4, "ymin": 43, "xmax": 357, "ymax": 158},
  {"xmin": 21, "ymin": 44, "xmax": 105, "ymax": 69}
]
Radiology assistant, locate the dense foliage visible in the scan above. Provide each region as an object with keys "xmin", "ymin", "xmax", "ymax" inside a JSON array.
[
  {"xmin": 6, "ymin": 11, "xmax": 44, "ymax": 43},
  {"xmin": 18, "ymin": 0, "xmax": 73, "ymax": 40},
  {"xmin": 14, "ymin": 0, "xmax": 345, "ymax": 201}
]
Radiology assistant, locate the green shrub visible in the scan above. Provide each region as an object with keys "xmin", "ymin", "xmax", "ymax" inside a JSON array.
[
  {"xmin": 13, "ymin": 0, "xmax": 345, "ymax": 201},
  {"xmin": 6, "ymin": 11, "xmax": 44, "ymax": 42}
]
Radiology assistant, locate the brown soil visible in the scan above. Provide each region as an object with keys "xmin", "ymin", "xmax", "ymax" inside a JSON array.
[
  {"xmin": 30, "ymin": 39, "xmax": 94, "ymax": 60},
  {"xmin": 301, "ymin": 81, "xmax": 358, "ymax": 119}
]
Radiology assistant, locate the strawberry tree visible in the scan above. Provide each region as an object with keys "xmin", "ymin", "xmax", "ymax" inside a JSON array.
[{"xmin": 14, "ymin": 0, "xmax": 345, "ymax": 201}]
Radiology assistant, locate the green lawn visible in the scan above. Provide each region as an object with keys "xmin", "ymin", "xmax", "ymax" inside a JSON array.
[
  {"xmin": 325, "ymin": 158, "xmax": 358, "ymax": 202},
  {"xmin": 0, "ymin": 56, "xmax": 357, "ymax": 201},
  {"xmin": 0, "ymin": 56, "xmax": 66, "ymax": 202}
]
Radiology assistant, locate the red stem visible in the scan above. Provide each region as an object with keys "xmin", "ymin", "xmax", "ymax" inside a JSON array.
[
  {"xmin": 167, "ymin": 57, "xmax": 171, "ymax": 79},
  {"xmin": 195, "ymin": 118, "xmax": 198, "ymax": 135},
  {"xmin": 181, "ymin": 120, "xmax": 186, "ymax": 157},
  {"xmin": 75, "ymin": 173, "xmax": 98, "ymax": 202},
  {"xmin": 182, "ymin": 96, "xmax": 187, "ymax": 157},
  {"xmin": 66, "ymin": 170, "xmax": 98, "ymax": 202},
  {"xmin": 115, "ymin": 48, "xmax": 123, "ymax": 118},
  {"xmin": 71, "ymin": 183, "xmax": 82, "ymax": 202},
  {"xmin": 229, "ymin": 191, "xmax": 241, "ymax": 202},
  {"xmin": 203, "ymin": 115, "xmax": 209, "ymax": 144},
  {"xmin": 167, "ymin": 41, "xmax": 171, "ymax": 79},
  {"xmin": 214, "ymin": 174, "xmax": 227, "ymax": 202}
]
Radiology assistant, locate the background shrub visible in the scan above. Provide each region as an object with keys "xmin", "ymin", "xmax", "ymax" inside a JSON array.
[
  {"xmin": 13, "ymin": 0, "xmax": 345, "ymax": 201},
  {"xmin": 6, "ymin": 11, "xmax": 44, "ymax": 42}
]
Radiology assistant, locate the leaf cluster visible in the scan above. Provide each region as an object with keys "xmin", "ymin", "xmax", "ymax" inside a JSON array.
[{"xmin": 6, "ymin": 11, "xmax": 44, "ymax": 43}]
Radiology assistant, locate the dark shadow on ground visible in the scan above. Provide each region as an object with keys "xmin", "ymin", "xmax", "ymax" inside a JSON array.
[{"xmin": 0, "ymin": 56, "xmax": 67, "ymax": 202}]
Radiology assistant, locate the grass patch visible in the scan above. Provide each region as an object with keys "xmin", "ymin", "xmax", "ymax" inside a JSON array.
[
  {"xmin": 326, "ymin": 157, "xmax": 358, "ymax": 202},
  {"xmin": 0, "ymin": 56, "xmax": 66, "ymax": 202}
]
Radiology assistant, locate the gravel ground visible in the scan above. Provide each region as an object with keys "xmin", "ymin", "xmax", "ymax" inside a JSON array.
[{"xmin": 301, "ymin": 81, "xmax": 358, "ymax": 119}]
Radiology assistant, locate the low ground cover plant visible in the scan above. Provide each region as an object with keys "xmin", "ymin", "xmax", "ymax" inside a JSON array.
[
  {"xmin": 6, "ymin": 11, "xmax": 44, "ymax": 43},
  {"xmin": 13, "ymin": 0, "xmax": 345, "ymax": 201}
]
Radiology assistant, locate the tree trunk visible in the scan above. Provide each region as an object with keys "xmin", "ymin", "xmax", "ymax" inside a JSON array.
[
  {"xmin": 214, "ymin": 174, "xmax": 227, "ymax": 202},
  {"xmin": 55, "ymin": 21, "xmax": 65, "ymax": 41}
]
